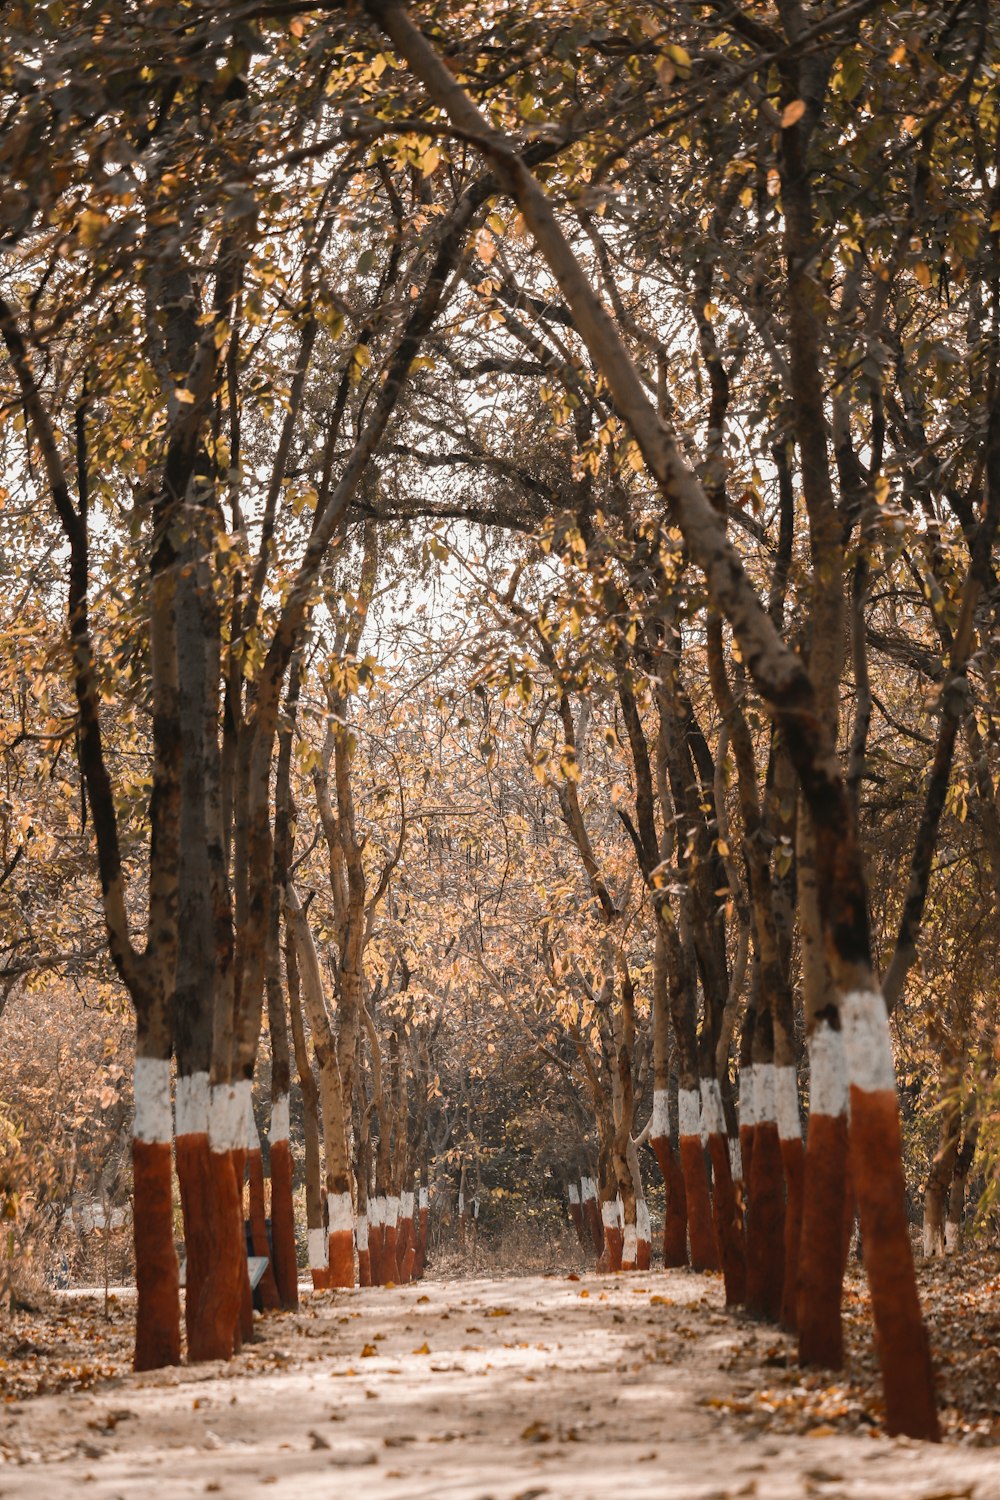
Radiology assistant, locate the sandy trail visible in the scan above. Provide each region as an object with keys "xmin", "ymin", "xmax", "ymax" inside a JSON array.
[{"xmin": 0, "ymin": 1268, "xmax": 996, "ymax": 1499}]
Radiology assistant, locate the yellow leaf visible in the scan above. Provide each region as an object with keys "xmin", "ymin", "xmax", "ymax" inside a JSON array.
[
  {"xmin": 79, "ymin": 208, "xmax": 108, "ymax": 248},
  {"xmin": 666, "ymin": 44, "xmax": 691, "ymax": 70},
  {"xmin": 173, "ymin": 387, "xmax": 196, "ymax": 405},
  {"xmin": 349, "ymin": 344, "xmax": 371, "ymax": 385},
  {"xmin": 781, "ymin": 99, "xmax": 807, "ymax": 128},
  {"xmin": 914, "ymin": 261, "xmax": 932, "ymax": 288},
  {"xmin": 421, "ymin": 145, "xmax": 440, "ymax": 176},
  {"xmin": 412, "ymin": 1342, "xmax": 430, "ymax": 1355}
]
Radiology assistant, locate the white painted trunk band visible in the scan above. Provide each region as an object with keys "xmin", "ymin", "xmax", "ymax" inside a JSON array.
[
  {"xmin": 357, "ymin": 1214, "xmax": 369, "ymax": 1251},
  {"xmin": 809, "ymin": 1022, "xmax": 848, "ymax": 1118},
  {"xmin": 472, "ymin": 1198, "xmax": 480, "ymax": 1219},
  {"xmin": 581, "ymin": 1176, "xmax": 597, "ymax": 1202},
  {"xmin": 209, "ymin": 1079, "xmax": 251, "ymax": 1153},
  {"xmin": 401, "ymin": 1191, "xmax": 415, "ymax": 1218},
  {"xmin": 458, "ymin": 1192, "xmax": 465, "ymax": 1214},
  {"xmin": 308, "ymin": 1227, "xmax": 328, "ymax": 1269},
  {"xmin": 739, "ymin": 1069, "xmax": 756, "ymax": 1130},
  {"xmin": 175, "ymin": 1070, "xmax": 210, "ymax": 1138},
  {"xmin": 752, "ymin": 1063, "xmax": 775, "ymax": 1124},
  {"xmin": 774, "ymin": 1065, "xmax": 801, "ymax": 1140},
  {"xmin": 369, "ymin": 1197, "xmax": 384, "ymax": 1228},
  {"xmin": 601, "ymin": 1199, "xmax": 621, "ymax": 1229},
  {"xmin": 700, "ymin": 1078, "xmax": 726, "ymax": 1137},
  {"xmin": 729, "ymin": 1136, "xmax": 743, "ymax": 1182},
  {"xmin": 568, "ymin": 1182, "xmax": 580, "ymax": 1204},
  {"xmin": 133, "ymin": 1057, "xmax": 172, "ymax": 1144},
  {"xmin": 923, "ymin": 1221, "xmax": 937, "ymax": 1258},
  {"xmin": 327, "ymin": 1191, "xmax": 354, "ymax": 1235},
  {"xmin": 944, "ymin": 1221, "xmax": 959, "ymax": 1253},
  {"xmin": 622, "ymin": 1225, "xmax": 638, "ymax": 1262},
  {"xmin": 637, "ymin": 1200, "xmax": 651, "ymax": 1241},
  {"xmin": 419, "ymin": 1187, "xmax": 429, "ymax": 1210},
  {"xmin": 385, "ymin": 1195, "xmax": 400, "ymax": 1227},
  {"xmin": 270, "ymin": 1093, "xmax": 290, "ymax": 1144},
  {"xmin": 678, "ymin": 1087, "xmax": 701, "ymax": 1138},
  {"xmin": 841, "ymin": 988, "xmax": 896, "ymax": 1093},
  {"xmin": 651, "ymin": 1088, "xmax": 670, "ymax": 1139}
]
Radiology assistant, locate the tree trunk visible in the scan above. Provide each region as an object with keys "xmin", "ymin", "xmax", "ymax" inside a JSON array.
[
  {"xmin": 285, "ymin": 923, "xmax": 325, "ymax": 1289},
  {"xmin": 286, "ymin": 884, "xmax": 355, "ymax": 1288},
  {"xmin": 132, "ymin": 1054, "xmax": 180, "ymax": 1370}
]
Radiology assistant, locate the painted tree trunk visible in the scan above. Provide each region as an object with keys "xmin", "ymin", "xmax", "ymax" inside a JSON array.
[
  {"xmin": 368, "ymin": 1197, "xmax": 386, "ymax": 1284},
  {"xmin": 797, "ymin": 1021, "xmax": 848, "ymax": 1369},
  {"xmin": 383, "ymin": 1195, "xmax": 400, "ymax": 1280},
  {"xmin": 267, "ymin": 1092, "xmax": 298, "ymax": 1308},
  {"xmin": 745, "ymin": 1063, "xmax": 785, "ymax": 1321},
  {"xmin": 581, "ymin": 1175, "xmax": 603, "ymax": 1256},
  {"xmin": 286, "ymin": 948, "xmax": 325, "ymax": 1289},
  {"xmin": 567, "ymin": 1182, "xmax": 586, "ymax": 1246},
  {"xmin": 678, "ymin": 1087, "xmax": 718, "ymax": 1271},
  {"xmin": 842, "ymin": 989, "xmax": 940, "ymax": 1438},
  {"xmin": 650, "ymin": 1093, "xmax": 688, "ymax": 1267},
  {"xmin": 132, "ymin": 1056, "xmax": 180, "ymax": 1371},
  {"xmin": 309, "ymin": 1222, "xmax": 330, "ymax": 1291},
  {"xmin": 175, "ymin": 1071, "xmax": 221, "ymax": 1361},
  {"xmin": 415, "ymin": 1184, "xmax": 430, "ymax": 1279},
  {"xmin": 399, "ymin": 1190, "xmax": 416, "ymax": 1281},
  {"xmin": 701, "ymin": 1077, "xmax": 745, "ymax": 1306},
  {"xmin": 195, "ymin": 1080, "xmax": 250, "ymax": 1358},
  {"xmin": 327, "ymin": 1190, "xmax": 355, "ymax": 1288},
  {"xmin": 286, "ymin": 885, "xmax": 354, "ymax": 1289},
  {"xmin": 775, "ymin": 1066, "xmax": 804, "ymax": 1332},
  {"xmin": 600, "ymin": 1196, "xmax": 623, "ymax": 1272}
]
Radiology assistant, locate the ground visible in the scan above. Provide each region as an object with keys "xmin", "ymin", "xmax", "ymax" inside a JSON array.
[{"xmin": 1, "ymin": 1263, "xmax": 998, "ymax": 1499}]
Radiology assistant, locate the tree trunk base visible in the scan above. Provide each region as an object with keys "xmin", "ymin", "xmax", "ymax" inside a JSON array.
[
  {"xmin": 850, "ymin": 1086, "xmax": 940, "ymax": 1440},
  {"xmin": 328, "ymin": 1229, "xmax": 355, "ymax": 1288},
  {"xmin": 132, "ymin": 1139, "xmax": 181, "ymax": 1372},
  {"xmin": 679, "ymin": 1135, "xmax": 718, "ymax": 1272},
  {"xmin": 745, "ymin": 1121, "xmax": 785, "ymax": 1321},
  {"xmin": 797, "ymin": 1108, "xmax": 847, "ymax": 1370},
  {"xmin": 779, "ymin": 1135, "xmax": 805, "ymax": 1332},
  {"xmin": 707, "ymin": 1132, "xmax": 746, "ymax": 1306},
  {"xmin": 269, "ymin": 1138, "xmax": 299, "ymax": 1309}
]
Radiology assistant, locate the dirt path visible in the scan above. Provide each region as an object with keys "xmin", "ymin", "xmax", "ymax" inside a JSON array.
[{"xmin": 1, "ymin": 1269, "xmax": 996, "ymax": 1499}]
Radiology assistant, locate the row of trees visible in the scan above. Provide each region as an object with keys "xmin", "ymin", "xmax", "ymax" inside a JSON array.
[{"xmin": 3, "ymin": 0, "xmax": 1000, "ymax": 1443}]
